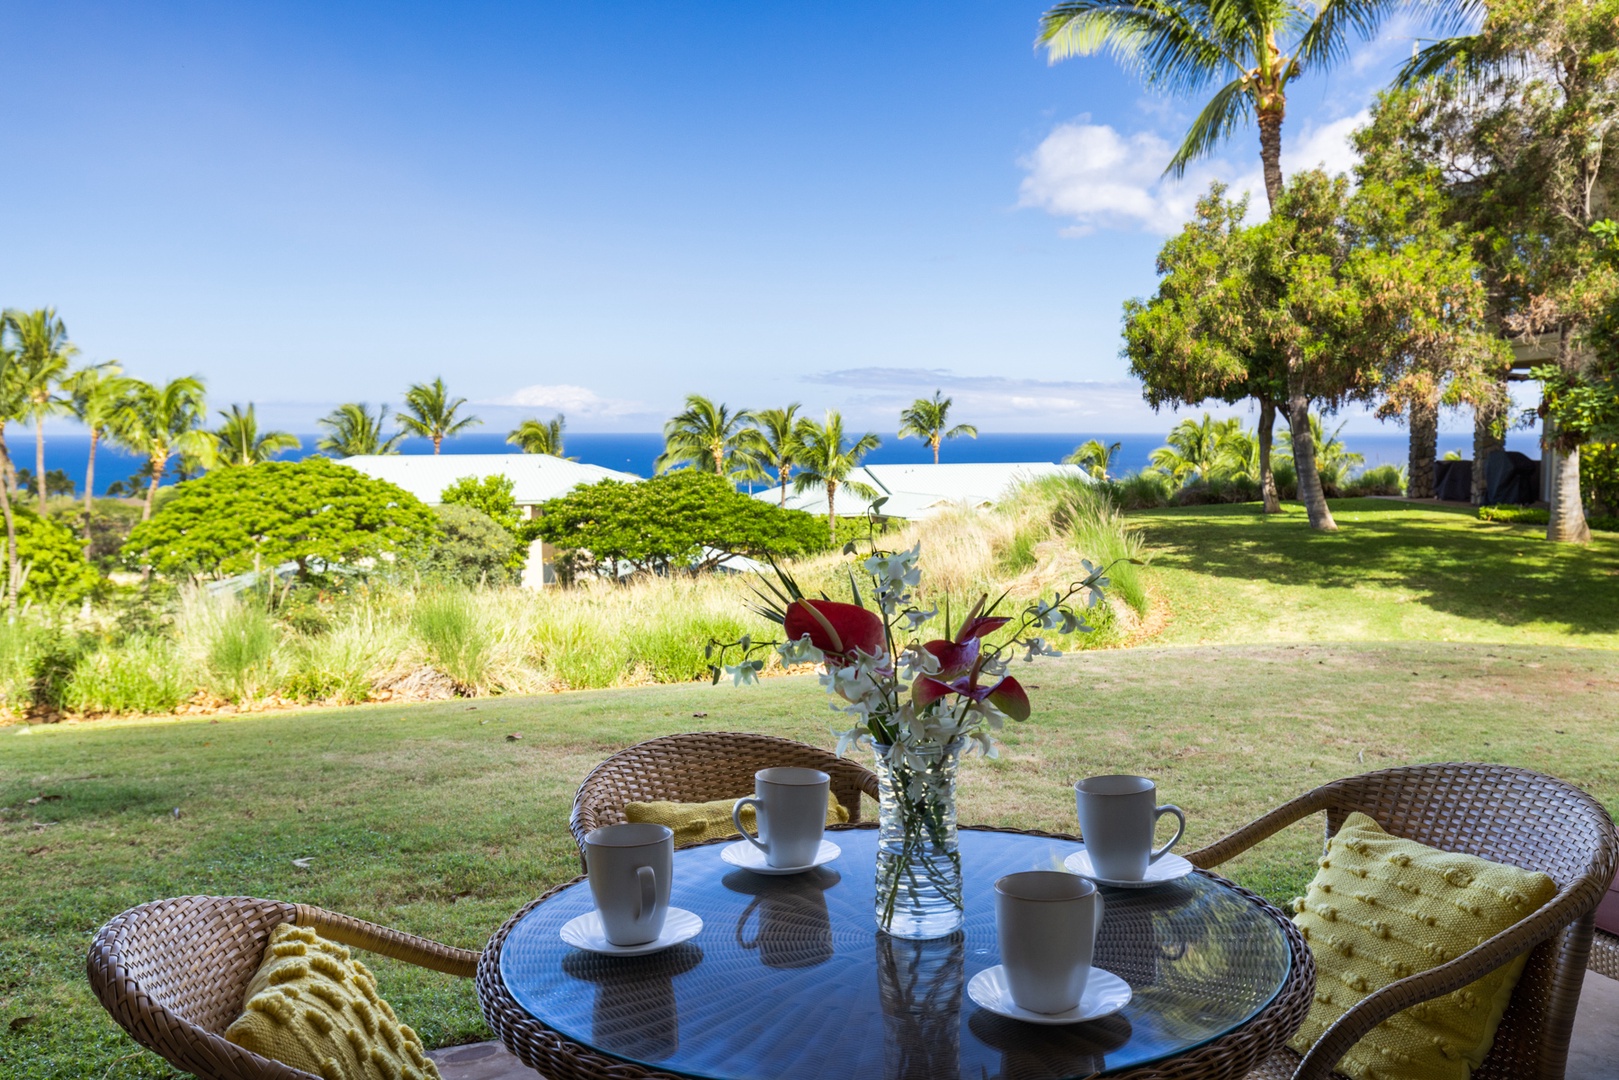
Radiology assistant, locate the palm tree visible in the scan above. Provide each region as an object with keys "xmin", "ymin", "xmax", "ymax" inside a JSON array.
[
  {"xmin": 65, "ymin": 360, "xmax": 130, "ymax": 539},
  {"xmin": 0, "ymin": 344, "xmax": 21, "ymax": 609},
  {"xmin": 507, "ymin": 415, "xmax": 574, "ymax": 458},
  {"xmin": 1150, "ymin": 413, "xmax": 1240, "ymax": 485},
  {"xmin": 1066, "ymin": 438, "xmax": 1122, "ymax": 480},
  {"xmin": 109, "ymin": 376, "xmax": 210, "ymax": 520},
  {"xmin": 316, "ymin": 403, "xmax": 405, "ymax": 456},
  {"xmin": 1038, "ymin": 0, "xmax": 1436, "ymax": 213},
  {"xmin": 1276, "ymin": 412, "xmax": 1363, "ymax": 490},
  {"xmin": 897, "ymin": 391, "xmax": 977, "ymax": 464},
  {"xmin": 3, "ymin": 308, "xmax": 78, "ymax": 514},
  {"xmin": 793, "ymin": 411, "xmax": 882, "ymax": 540},
  {"xmin": 398, "ymin": 377, "xmax": 480, "ymax": 453},
  {"xmin": 746, "ymin": 404, "xmax": 806, "ymax": 505},
  {"xmin": 654, "ymin": 395, "xmax": 757, "ymax": 476},
  {"xmin": 211, "ymin": 404, "xmax": 301, "ymax": 466}
]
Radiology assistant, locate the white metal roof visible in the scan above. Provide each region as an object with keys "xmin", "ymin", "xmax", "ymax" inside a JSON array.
[
  {"xmin": 338, "ymin": 454, "xmax": 640, "ymax": 505},
  {"xmin": 757, "ymin": 462, "xmax": 1088, "ymax": 519}
]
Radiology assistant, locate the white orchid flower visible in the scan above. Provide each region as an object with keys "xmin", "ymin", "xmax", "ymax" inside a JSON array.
[{"xmin": 725, "ymin": 661, "xmax": 761, "ymax": 687}]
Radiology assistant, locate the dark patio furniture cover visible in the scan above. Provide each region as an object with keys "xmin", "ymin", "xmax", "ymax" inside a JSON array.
[
  {"xmin": 1434, "ymin": 459, "xmax": 1473, "ymax": 501},
  {"xmin": 1484, "ymin": 449, "xmax": 1541, "ymax": 506}
]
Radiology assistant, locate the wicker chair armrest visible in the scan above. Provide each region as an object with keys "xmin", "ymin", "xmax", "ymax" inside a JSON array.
[
  {"xmin": 1187, "ymin": 788, "xmax": 1334, "ymax": 870},
  {"xmin": 293, "ymin": 905, "xmax": 478, "ymax": 978},
  {"xmin": 1290, "ymin": 886, "xmax": 1591, "ymax": 1080}
]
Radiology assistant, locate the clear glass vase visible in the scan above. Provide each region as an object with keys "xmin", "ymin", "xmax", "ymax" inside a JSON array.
[{"xmin": 872, "ymin": 739, "xmax": 964, "ymax": 939}]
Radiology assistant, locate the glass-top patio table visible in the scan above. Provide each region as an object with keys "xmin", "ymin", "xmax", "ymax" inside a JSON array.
[{"xmin": 477, "ymin": 824, "xmax": 1314, "ymax": 1080}]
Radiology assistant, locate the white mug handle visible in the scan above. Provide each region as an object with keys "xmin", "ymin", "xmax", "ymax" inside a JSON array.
[
  {"xmin": 1149, "ymin": 804, "xmax": 1186, "ymax": 864},
  {"xmin": 635, "ymin": 865, "xmax": 657, "ymax": 922},
  {"xmin": 733, "ymin": 795, "xmax": 768, "ymax": 853}
]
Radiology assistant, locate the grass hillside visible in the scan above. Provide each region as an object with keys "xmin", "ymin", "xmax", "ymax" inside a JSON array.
[{"xmin": 1135, "ymin": 499, "xmax": 1619, "ymax": 648}]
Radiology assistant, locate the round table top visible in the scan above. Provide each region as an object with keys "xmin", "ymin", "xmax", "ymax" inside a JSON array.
[{"xmin": 488, "ymin": 826, "xmax": 1297, "ymax": 1080}]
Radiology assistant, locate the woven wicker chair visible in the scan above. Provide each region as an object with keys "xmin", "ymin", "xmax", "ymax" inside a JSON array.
[
  {"xmin": 1182, "ymin": 763, "xmax": 1618, "ymax": 1080},
  {"xmin": 569, "ymin": 732, "xmax": 879, "ymax": 867},
  {"xmin": 87, "ymin": 895, "xmax": 478, "ymax": 1080}
]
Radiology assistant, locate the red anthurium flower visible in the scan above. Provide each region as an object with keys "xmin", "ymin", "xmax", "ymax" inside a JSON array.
[
  {"xmin": 911, "ymin": 675, "xmax": 954, "ymax": 711},
  {"xmin": 985, "ymin": 675, "xmax": 1031, "ymax": 721},
  {"xmin": 922, "ymin": 636, "xmax": 980, "ymax": 678},
  {"xmin": 784, "ymin": 599, "xmax": 885, "ymax": 660},
  {"xmin": 955, "ymin": 615, "xmax": 1010, "ymax": 644}
]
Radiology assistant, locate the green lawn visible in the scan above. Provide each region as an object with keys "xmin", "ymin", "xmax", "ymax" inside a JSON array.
[
  {"xmin": 2, "ymin": 499, "xmax": 1616, "ymax": 1078},
  {"xmin": 1134, "ymin": 499, "xmax": 1619, "ymax": 648}
]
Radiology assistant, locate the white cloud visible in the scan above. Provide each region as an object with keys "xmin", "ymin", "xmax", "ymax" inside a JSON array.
[
  {"xmin": 1018, "ymin": 111, "xmax": 1369, "ymax": 236},
  {"xmin": 486, "ymin": 383, "xmax": 644, "ymax": 418}
]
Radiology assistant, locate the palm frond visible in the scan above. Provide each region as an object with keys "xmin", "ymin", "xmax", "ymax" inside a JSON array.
[
  {"xmin": 1039, "ymin": 0, "xmax": 1236, "ymax": 96},
  {"xmin": 1393, "ymin": 34, "xmax": 1484, "ymax": 89},
  {"xmin": 1295, "ymin": 0, "xmax": 1401, "ymax": 72},
  {"xmin": 1166, "ymin": 75, "xmax": 1251, "ymax": 178}
]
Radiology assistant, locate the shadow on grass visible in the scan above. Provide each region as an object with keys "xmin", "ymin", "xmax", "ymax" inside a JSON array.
[{"xmin": 1133, "ymin": 499, "xmax": 1619, "ymax": 638}]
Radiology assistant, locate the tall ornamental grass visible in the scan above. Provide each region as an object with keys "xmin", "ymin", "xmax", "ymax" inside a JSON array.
[{"xmin": 63, "ymin": 635, "xmax": 189, "ymax": 715}]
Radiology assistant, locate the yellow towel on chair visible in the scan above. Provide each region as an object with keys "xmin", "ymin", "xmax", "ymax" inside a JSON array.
[{"xmin": 624, "ymin": 793, "xmax": 848, "ymax": 845}]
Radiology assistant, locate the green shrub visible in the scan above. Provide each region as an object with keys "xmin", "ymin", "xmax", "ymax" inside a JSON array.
[
  {"xmin": 285, "ymin": 616, "xmax": 399, "ymax": 703},
  {"xmin": 64, "ymin": 636, "xmax": 189, "ymax": 714},
  {"xmin": 412, "ymin": 589, "xmax": 491, "ymax": 691},
  {"xmin": 8, "ymin": 507, "xmax": 102, "ymax": 603},
  {"xmin": 1478, "ymin": 505, "xmax": 1619, "ymax": 532},
  {"xmin": 0, "ymin": 619, "xmax": 50, "ymax": 712},
  {"xmin": 415, "ymin": 504, "xmax": 522, "ymax": 586},
  {"xmin": 1344, "ymin": 464, "xmax": 1406, "ymax": 497},
  {"xmin": 1102, "ymin": 472, "xmax": 1175, "ymax": 510}
]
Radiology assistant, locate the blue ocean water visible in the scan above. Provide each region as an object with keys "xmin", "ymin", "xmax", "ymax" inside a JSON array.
[{"xmin": 29, "ymin": 429, "xmax": 1542, "ymax": 496}]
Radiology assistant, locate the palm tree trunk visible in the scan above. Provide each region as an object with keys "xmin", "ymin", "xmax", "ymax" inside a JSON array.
[
  {"xmin": 826, "ymin": 480, "xmax": 838, "ymax": 543},
  {"xmin": 143, "ymin": 453, "xmax": 163, "ymax": 521},
  {"xmin": 83, "ymin": 428, "xmax": 99, "ymax": 547},
  {"xmin": 713, "ymin": 445, "xmax": 725, "ymax": 475},
  {"xmin": 1257, "ymin": 398, "xmax": 1280, "ymax": 513},
  {"xmin": 0, "ymin": 441, "xmax": 17, "ymax": 612},
  {"xmin": 432, "ymin": 434, "xmax": 442, "ymax": 455},
  {"xmin": 1547, "ymin": 441, "xmax": 1591, "ymax": 543},
  {"xmin": 1287, "ymin": 386, "xmax": 1336, "ymax": 531},
  {"xmin": 1407, "ymin": 395, "xmax": 1438, "ymax": 500},
  {"xmin": 34, "ymin": 415, "xmax": 48, "ymax": 515},
  {"xmin": 932, "ymin": 436, "xmax": 940, "ymax": 465},
  {"xmin": 779, "ymin": 466, "xmax": 788, "ymax": 507},
  {"xmin": 1257, "ymin": 107, "xmax": 1285, "ymax": 211}
]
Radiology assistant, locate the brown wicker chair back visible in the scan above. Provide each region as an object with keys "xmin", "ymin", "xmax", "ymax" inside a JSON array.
[
  {"xmin": 1188, "ymin": 762, "xmax": 1618, "ymax": 1080},
  {"xmin": 87, "ymin": 895, "xmax": 478, "ymax": 1080},
  {"xmin": 569, "ymin": 732, "xmax": 879, "ymax": 864}
]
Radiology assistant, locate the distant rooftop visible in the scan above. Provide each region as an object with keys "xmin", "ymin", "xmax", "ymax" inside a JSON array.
[
  {"xmin": 338, "ymin": 454, "xmax": 639, "ymax": 505},
  {"xmin": 756, "ymin": 461, "xmax": 1087, "ymax": 519}
]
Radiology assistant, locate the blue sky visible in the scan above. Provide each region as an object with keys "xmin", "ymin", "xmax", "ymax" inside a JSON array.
[{"xmin": 4, "ymin": 1, "xmax": 1484, "ymax": 434}]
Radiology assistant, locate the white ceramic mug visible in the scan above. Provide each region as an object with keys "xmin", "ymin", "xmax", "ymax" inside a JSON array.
[
  {"xmin": 995, "ymin": 870, "xmax": 1105, "ymax": 1014},
  {"xmin": 731, "ymin": 767, "xmax": 830, "ymax": 868},
  {"xmin": 583, "ymin": 822, "xmax": 673, "ymax": 946},
  {"xmin": 1075, "ymin": 774, "xmax": 1186, "ymax": 882}
]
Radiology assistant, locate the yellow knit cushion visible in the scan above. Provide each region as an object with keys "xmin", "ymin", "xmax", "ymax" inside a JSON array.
[
  {"xmin": 225, "ymin": 924, "xmax": 441, "ymax": 1080},
  {"xmin": 1287, "ymin": 812, "xmax": 1557, "ymax": 1080},
  {"xmin": 624, "ymin": 792, "xmax": 849, "ymax": 846}
]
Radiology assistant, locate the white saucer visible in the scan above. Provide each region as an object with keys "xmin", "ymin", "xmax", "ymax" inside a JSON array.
[
  {"xmin": 720, "ymin": 839, "xmax": 841, "ymax": 875},
  {"xmin": 559, "ymin": 907, "xmax": 703, "ymax": 956},
  {"xmin": 1064, "ymin": 848, "xmax": 1194, "ymax": 889},
  {"xmin": 967, "ymin": 965, "xmax": 1132, "ymax": 1025}
]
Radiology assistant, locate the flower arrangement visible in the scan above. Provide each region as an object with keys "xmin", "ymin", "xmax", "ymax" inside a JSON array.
[{"xmin": 711, "ymin": 537, "xmax": 1112, "ymax": 937}]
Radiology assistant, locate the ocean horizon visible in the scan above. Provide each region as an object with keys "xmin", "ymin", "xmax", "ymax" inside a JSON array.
[{"xmin": 23, "ymin": 429, "xmax": 1543, "ymax": 496}]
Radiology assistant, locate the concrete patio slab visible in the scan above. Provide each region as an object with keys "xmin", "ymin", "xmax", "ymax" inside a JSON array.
[{"xmin": 432, "ymin": 973, "xmax": 1619, "ymax": 1079}]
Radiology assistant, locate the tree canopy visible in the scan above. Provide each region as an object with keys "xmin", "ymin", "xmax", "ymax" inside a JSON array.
[
  {"xmin": 534, "ymin": 471, "xmax": 827, "ymax": 579},
  {"xmin": 122, "ymin": 456, "xmax": 438, "ymax": 578}
]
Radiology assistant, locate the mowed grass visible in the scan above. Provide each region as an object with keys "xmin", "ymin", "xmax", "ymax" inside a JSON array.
[
  {"xmin": 4, "ymin": 641, "xmax": 1618, "ymax": 1079},
  {"xmin": 1134, "ymin": 499, "xmax": 1619, "ymax": 647}
]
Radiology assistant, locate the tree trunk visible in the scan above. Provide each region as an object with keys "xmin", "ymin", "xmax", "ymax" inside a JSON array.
[
  {"xmin": 714, "ymin": 445, "xmax": 725, "ymax": 475},
  {"xmin": 1407, "ymin": 395, "xmax": 1438, "ymax": 500},
  {"xmin": 34, "ymin": 415, "xmax": 47, "ymax": 516},
  {"xmin": 826, "ymin": 480, "xmax": 838, "ymax": 542},
  {"xmin": 1257, "ymin": 107, "xmax": 1285, "ymax": 211},
  {"xmin": 1472, "ymin": 399, "xmax": 1504, "ymax": 505},
  {"xmin": 1287, "ymin": 389, "xmax": 1337, "ymax": 531},
  {"xmin": 143, "ymin": 454, "xmax": 163, "ymax": 521},
  {"xmin": 1547, "ymin": 442, "xmax": 1591, "ymax": 544},
  {"xmin": 932, "ymin": 437, "xmax": 940, "ymax": 465},
  {"xmin": 0, "ymin": 466, "xmax": 17, "ymax": 612},
  {"xmin": 1257, "ymin": 397, "xmax": 1280, "ymax": 513},
  {"xmin": 83, "ymin": 428, "xmax": 99, "ymax": 548},
  {"xmin": 432, "ymin": 434, "xmax": 442, "ymax": 455},
  {"xmin": 778, "ymin": 466, "xmax": 788, "ymax": 507}
]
